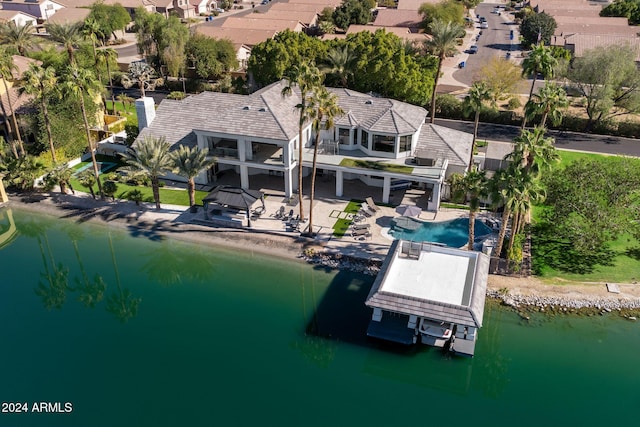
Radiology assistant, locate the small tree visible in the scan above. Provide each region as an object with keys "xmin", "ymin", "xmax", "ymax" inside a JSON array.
[
  {"xmin": 462, "ymin": 81, "xmax": 492, "ymax": 171},
  {"xmin": 122, "ymin": 136, "xmax": 175, "ymax": 210},
  {"xmin": 77, "ymin": 169, "xmax": 97, "ymax": 199},
  {"xmin": 171, "ymin": 145, "xmax": 215, "ymax": 209},
  {"xmin": 103, "ymin": 180, "xmax": 118, "ymax": 201}
]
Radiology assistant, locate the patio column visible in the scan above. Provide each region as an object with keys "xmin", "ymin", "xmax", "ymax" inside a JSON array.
[
  {"xmin": 382, "ymin": 176, "xmax": 391, "ymax": 204},
  {"xmin": 284, "ymin": 167, "xmax": 293, "ymax": 198},
  {"xmin": 240, "ymin": 165, "xmax": 249, "ymax": 189},
  {"xmin": 335, "ymin": 170, "xmax": 343, "ymax": 197},
  {"xmin": 237, "ymin": 139, "xmax": 246, "ymax": 162},
  {"xmin": 428, "ymin": 182, "xmax": 441, "ymax": 212}
]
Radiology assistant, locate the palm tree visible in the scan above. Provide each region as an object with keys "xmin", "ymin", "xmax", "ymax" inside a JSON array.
[
  {"xmin": 524, "ymin": 81, "xmax": 569, "ymax": 128},
  {"xmin": 460, "ymin": 168, "xmax": 488, "ymax": 250},
  {"xmin": 82, "ymin": 18, "xmax": 102, "ymax": 65},
  {"xmin": 0, "ymin": 48, "xmax": 25, "ymax": 157},
  {"xmin": 96, "ymin": 48, "xmax": 118, "ymax": 112},
  {"xmin": 462, "ymin": 81, "xmax": 492, "ymax": 172},
  {"xmin": 122, "ymin": 136, "xmax": 175, "ymax": 210},
  {"xmin": 281, "ymin": 61, "xmax": 323, "ymax": 222},
  {"xmin": 508, "ymin": 126, "xmax": 559, "ymax": 177},
  {"xmin": 61, "ymin": 65, "xmax": 104, "ymax": 198},
  {"xmin": 46, "ymin": 22, "xmax": 83, "ymax": 65},
  {"xmin": 0, "ymin": 21, "xmax": 38, "ymax": 56},
  {"xmin": 521, "ymin": 43, "xmax": 557, "ymax": 128},
  {"xmin": 171, "ymin": 145, "xmax": 215, "ymax": 209},
  {"xmin": 22, "ymin": 64, "xmax": 58, "ymax": 163},
  {"xmin": 320, "ymin": 45, "xmax": 356, "ymax": 87},
  {"xmin": 77, "ymin": 169, "xmax": 97, "ymax": 199},
  {"xmin": 307, "ymin": 86, "xmax": 344, "ymax": 235},
  {"xmin": 425, "ymin": 19, "xmax": 465, "ymax": 124}
]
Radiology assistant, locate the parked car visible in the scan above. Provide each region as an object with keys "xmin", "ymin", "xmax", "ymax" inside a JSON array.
[
  {"xmin": 214, "ymin": 7, "xmax": 224, "ymax": 13},
  {"xmin": 479, "ymin": 16, "xmax": 486, "ymax": 23},
  {"xmin": 260, "ymin": 0, "xmax": 269, "ymax": 3},
  {"xmin": 480, "ymin": 22, "xmax": 489, "ymax": 29},
  {"xmin": 469, "ymin": 45, "xmax": 478, "ymax": 54}
]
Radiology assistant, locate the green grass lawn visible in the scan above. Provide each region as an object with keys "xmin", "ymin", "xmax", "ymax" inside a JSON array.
[
  {"xmin": 331, "ymin": 200, "xmax": 363, "ymax": 237},
  {"xmin": 339, "ymin": 159, "xmax": 413, "ymax": 174},
  {"xmin": 69, "ymin": 160, "xmax": 208, "ymax": 206},
  {"xmin": 537, "ymin": 234, "xmax": 640, "ymax": 283},
  {"xmin": 534, "ymin": 150, "xmax": 639, "ymax": 283}
]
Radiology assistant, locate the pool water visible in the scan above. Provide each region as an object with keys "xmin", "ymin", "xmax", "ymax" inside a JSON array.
[
  {"xmin": 73, "ymin": 161, "xmax": 117, "ymax": 176},
  {"xmin": 390, "ymin": 217, "xmax": 494, "ymax": 247}
]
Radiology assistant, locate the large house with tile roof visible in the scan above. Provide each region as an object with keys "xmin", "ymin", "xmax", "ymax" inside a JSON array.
[{"xmin": 136, "ymin": 81, "xmax": 472, "ymax": 211}]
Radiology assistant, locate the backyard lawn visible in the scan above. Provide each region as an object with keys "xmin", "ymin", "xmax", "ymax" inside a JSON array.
[
  {"xmin": 69, "ymin": 158, "xmax": 208, "ymax": 207},
  {"xmin": 534, "ymin": 149, "xmax": 640, "ymax": 283}
]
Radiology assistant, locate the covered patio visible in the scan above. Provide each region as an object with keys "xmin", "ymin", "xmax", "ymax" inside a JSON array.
[{"xmin": 202, "ymin": 186, "xmax": 265, "ymax": 228}]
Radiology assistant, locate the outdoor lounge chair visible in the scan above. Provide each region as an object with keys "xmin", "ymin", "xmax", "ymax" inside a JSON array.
[
  {"xmin": 352, "ymin": 228, "xmax": 372, "ymax": 239},
  {"xmin": 273, "ymin": 206, "xmax": 285, "ymax": 219},
  {"xmin": 365, "ymin": 197, "xmax": 381, "ymax": 212},
  {"xmin": 352, "ymin": 223, "xmax": 370, "ymax": 231},
  {"xmin": 283, "ymin": 209, "xmax": 294, "ymax": 221}
]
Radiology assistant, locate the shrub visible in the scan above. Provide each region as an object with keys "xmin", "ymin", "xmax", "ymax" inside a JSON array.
[
  {"xmin": 507, "ymin": 96, "xmax": 521, "ymax": 109},
  {"xmin": 103, "ymin": 180, "xmax": 118, "ymax": 200},
  {"xmin": 167, "ymin": 91, "xmax": 187, "ymax": 100},
  {"xmin": 436, "ymin": 94, "xmax": 463, "ymax": 119},
  {"xmin": 127, "ymin": 189, "xmax": 144, "ymax": 205}
]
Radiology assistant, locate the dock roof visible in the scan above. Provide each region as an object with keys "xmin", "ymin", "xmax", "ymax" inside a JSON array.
[{"xmin": 365, "ymin": 240, "xmax": 489, "ymax": 328}]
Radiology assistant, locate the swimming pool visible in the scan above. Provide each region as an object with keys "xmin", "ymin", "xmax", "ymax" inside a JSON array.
[
  {"xmin": 389, "ymin": 217, "xmax": 494, "ymax": 248},
  {"xmin": 73, "ymin": 161, "xmax": 118, "ymax": 176}
]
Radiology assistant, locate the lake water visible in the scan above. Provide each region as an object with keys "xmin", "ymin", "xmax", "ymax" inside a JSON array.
[{"xmin": 1, "ymin": 207, "xmax": 638, "ymax": 426}]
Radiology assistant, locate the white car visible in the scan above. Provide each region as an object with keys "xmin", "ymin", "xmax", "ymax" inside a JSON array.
[{"xmin": 480, "ymin": 22, "xmax": 489, "ymax": 29}]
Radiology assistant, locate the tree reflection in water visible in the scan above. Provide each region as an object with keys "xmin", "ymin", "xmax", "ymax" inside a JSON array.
[
  {"xmin": 21, "ymin": 217, "xmax": 70, "ymax": 310},
  {"xmin": 140, "ymin": 241, "xmax": 216, "ymax": 286},
  {"xmin": 105, "ymin": 233, "xmax": 141, "ymax": 323},
  {"xmin": 66, "ymin": 226, "xmax": 106, "ymax": 308}
]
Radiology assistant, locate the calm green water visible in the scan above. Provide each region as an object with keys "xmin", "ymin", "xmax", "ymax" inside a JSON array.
[{"xmin": 1, "ymin": 207, "xmax": 639, "ymax": 427}]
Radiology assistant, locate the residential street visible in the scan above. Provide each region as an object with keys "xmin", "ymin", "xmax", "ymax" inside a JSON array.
[{"xmin": 435, "ymin": 118, "xmax": 640, "ymax": 157}]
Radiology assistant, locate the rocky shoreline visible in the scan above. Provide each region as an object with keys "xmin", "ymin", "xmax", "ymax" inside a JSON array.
[{"xmin": 302, "ymin": 250, "xmax": 640, "ymax": 317}]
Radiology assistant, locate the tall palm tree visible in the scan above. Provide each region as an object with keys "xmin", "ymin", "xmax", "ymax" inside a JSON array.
[
  {"xmin": 0, "ymin": 21, "xmax": 38, "ymax": 56},
  {"xmin": 46, "ymin": 22, "xmax": 83, "ymax": 65},
  {"xmin": 22, "ymin": 64, "xmax": 58, "ymax": 163},
  {"xmin": 82, "ymin": 18, "xmax": 102, "ymax": 65},
  {"xmin": 61, "ymin": 65, "xmax": 104, "ymax": 198},
  {"xmin": 508, "ymin": 126, "xmax": 559, "ymax": 177},
  {"xmin": 460, "ymin": 168, "xmax": 488, "ymax": 250},
  {"xmin": 171, "ymin": 145, "xmax": 215, "ymax": 209},
  {"xmin": 281, "ymin": 61, "xmax": 323, "ymax": 222},
  {"xmin": 320, "ymin": 45, "xmax": 356, "ymax": 87},
  {"xmin": 0, "ymin": 48, "xmax": 25, "ymax": 157},
  {"xmin": 462, "ymin": 81, "xmax": 492, "ymax": 172},
  {"xmin": 98, "ymin": 46, "xmax": 117, "ymax": 114},
  {"xmin": 425, "ymin": 19, "xmax": 465, "ymax": 124},
  {"xmin": 524, "ymin": 81, "xmax": 569, "ymax": 128},
  {"xmin": 122, "ymin": 136, "xmax": 175, "ymax": 210},
  {"xmin": 307, "ymin": 86, "xmax": 343, "ymax": 235},
  {"xmin": 521, "ymin": 43, "xmax": 557, "ymax": 128}
]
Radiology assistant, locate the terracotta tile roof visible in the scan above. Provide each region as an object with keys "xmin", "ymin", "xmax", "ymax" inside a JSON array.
[
  {"xmin": 373, "ymin": 9, "xmax": 422, "ymax": 29},
  {"xmin": 543, "ymin": 7, "xmax": 602, "ymax": 18},
  {"xmin": 554, "ymin": 16, "xmax": 629, "ymax": 26},
  {"xmin": 269, "ymin": 3, "xmax": 323, "ymax": 13},
  {"xmin": 195, "ymin": 25, "xmax": 277, "ymax": 47},
  {"xmin": 396, "ymin": 0, "xmax": 439, "ymax": 11},
  {"xmin": 248, "ymin": 10, "xmax": 318, "ymax": 25},
  {"xmin": 58, "ymin": 0, "xmax": 149, "ymax": 7},
  {"xmin": 46, "ymin": 7, "xmax": 91, "ymax": 24},
  {"xmin": 565, "ymin": 33, "xmax": 640, "ymax": 61},
  {"xmin": 282, "ymin": 0, "xmax": 342, "ymax": 6},
  {"xmin": 555, "ymin": 22, "xmax": 640, "ymax": 37},
  {"xmin": 221, "ymin": 17, "xmax": 305, "ymax": 32},
  {"xmin": 346, "ymin": 24, "xmax": 430, "ymax": 42}
]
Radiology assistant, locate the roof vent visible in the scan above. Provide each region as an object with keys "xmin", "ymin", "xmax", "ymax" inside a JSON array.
[
  {"xmin": 365, "ymin": 100, "xmax": 373, "ymax": 105},
  {"xmin": 242, "ymin": 106, "xmax": 251, "ymax": 110},
  {"xmin": 258, "ymin": 107, "xmax": 266, "ymax": 112}
]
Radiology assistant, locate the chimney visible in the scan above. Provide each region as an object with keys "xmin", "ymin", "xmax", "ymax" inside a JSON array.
[{"xmin": 135, "ymin": 97, "xmax": 156, "ymax": 132}]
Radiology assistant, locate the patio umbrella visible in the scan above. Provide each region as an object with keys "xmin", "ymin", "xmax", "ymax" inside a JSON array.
[{"xmin": 395, "ymin": 205, "xmax": 422, "ymax": 217}]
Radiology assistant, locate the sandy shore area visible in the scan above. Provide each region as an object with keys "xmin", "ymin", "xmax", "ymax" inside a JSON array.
[{"xmin": 4, "ymin": 191, "xmax": 640, "ymax": 314}]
